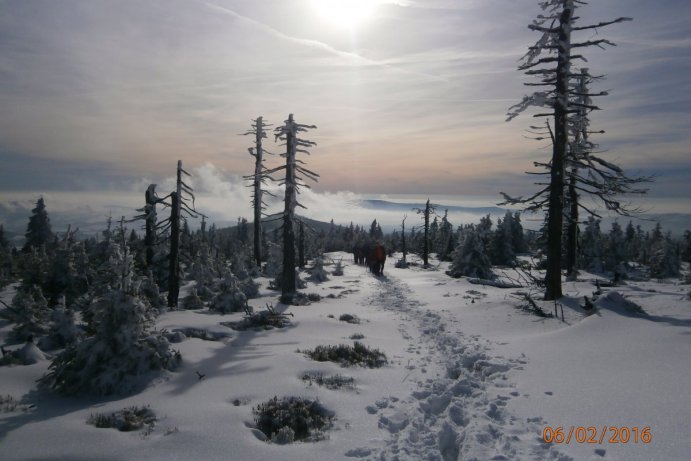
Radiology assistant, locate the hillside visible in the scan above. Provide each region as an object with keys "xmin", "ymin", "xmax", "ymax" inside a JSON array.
[{"xmin": 1, "ymin": 253, "xmax": 689, "ymax": 460}]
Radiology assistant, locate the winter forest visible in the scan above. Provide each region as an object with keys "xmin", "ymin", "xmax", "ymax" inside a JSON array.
[{"xmin": 1, "ymin": 1, "xmax": 690, "ymax": 460}]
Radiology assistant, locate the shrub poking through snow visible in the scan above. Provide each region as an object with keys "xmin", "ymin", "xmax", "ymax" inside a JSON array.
[
  {"xmin": 302, "ymin": 342, "xmax": 387, "ymax": 368},
  {"xmin": 252, "ymin": 396, "xmax": 334, "ymax": 443},
  {"xmin": 349, "ymin": 333, "xmax": 365, "ymax": 340},
  {"xmin": 307, "ymin": 257, "xmax": 329, "ymax": 283},
  {"xmin": 87, "ymin": 406, "xmax": 156, "ymax": 432},
  {"xmin": 332, "ymin": 260, "xmax": 344, "ymax": 276},
  {"xmin": 338, "ymin": 313, "xmax": 360, "ymax": 324},
  {"xmin": 301, "ymin": 371, "xmax": 356, "ymax": 390},
  {"xmin": 0, "ymin": 395, "xmax": 34, "ymax": 413},
  {"xmin": 280, "ymin": 292, "xmax": 321, "ymax": 306},
  {"xmin": 181, "ymin": 287, "xmax": 205, "ymax": 310},
  {"xmin": 173, "ymin": 327, "xmax": 230, "ymax": 341},
  {"xmin": 221, "ymin": 304, "xmax": 293, "ymax": 331}
]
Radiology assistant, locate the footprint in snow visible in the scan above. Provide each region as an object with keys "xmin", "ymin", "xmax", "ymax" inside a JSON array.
[{"xmin": 379, "ymin": 411, "xmax": 409, "ymax": 433}]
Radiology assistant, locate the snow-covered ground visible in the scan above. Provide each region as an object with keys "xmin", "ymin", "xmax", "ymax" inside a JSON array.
[{"xmin": 1, "ymin": 252, "xmax": 690, "ymax": 460}]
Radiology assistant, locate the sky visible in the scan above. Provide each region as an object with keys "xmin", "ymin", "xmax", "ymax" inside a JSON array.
[{"xmin": 1, "ymin": 0, "xmax": 690, "ymax": 233}]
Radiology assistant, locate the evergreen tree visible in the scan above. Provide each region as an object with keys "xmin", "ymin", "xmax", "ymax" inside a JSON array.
[
  {"xmin": 40, "ymin": 227, "xmax": 180, "ymax": 396},
  {"xmin": 447, "ymin": 227, "xmax": 493, "ymax": 279},
  {"xmin": 579, "ymin": 217, "xmax": 604, "ymax": 272},
  {"xmin": 649, "ymin": 234, "xmax": 680, "ymax": 279},
  {"xmin": 681, "ymin": 230, "xmax": 691, "ymax": 264},
  {"xmin": 23, "ymin": 197, "xmax": 54, "ymax": 251},
  {"xmin": 604, "ymin": 221, "xmax": 625, "ymax": 271},
  {"xmin": 435, "ymin": 210, "xmax": 455, "ymax": 261},
  {"xmin": 0, "ymin": 225, "xmax": 14, "ymax": 288},
  {"xmin": 490, "ymin": 215, "xmax": 516, "ymax": 266}
]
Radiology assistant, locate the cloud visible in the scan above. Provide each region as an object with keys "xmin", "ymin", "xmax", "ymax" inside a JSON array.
[{"xmin": 0, "ymin": 0, "xmax": 689, "ymax": 211}]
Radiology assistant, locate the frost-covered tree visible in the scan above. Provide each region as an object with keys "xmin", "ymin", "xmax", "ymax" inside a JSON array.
[
  {"xmin": 649, "ymin": 233, "xmax": 680, "ymax": 279},
  {"xmin": 503, "ymin": 0, "xmax": 633, "ymax": 299},
  {"xmin": 153, "ymin": 161, "xmax": 204, "ymax": 308},
  {"xmin": 681, "ymin": 230, "xmax": 691, "ymax": 265},
  {"xmin": 563, "ymin": 69, "xmax": 650, "ymax": 277},
  {"xmin": 132, "ymin": 184, "xmax": 161, "ymax": 269},
  {"xmin": 39, "ymin": 224, "xmax": 180, "ymax": 396},
  {"xmin": 23, "ymin": 197, "xmax": 54, "ymax": 252},
  {"xmin": 434, "ymin": 210, "xmax": 455, "ymax": 261},
  {"xmin": 490, "ymin": 213, "xmax": 516, "ymax": 266},
  {"xmin": 242, "ymin": 116, "xmax": 275, "ymax": 268},
  {"xmin": 0, "ymin": 225, "xmax": 13, "ymax": 288},
  {"xmin": 604, "ymin": 220, "xmax": 625, "ymax": 272},
  {"xmin": 209, "ymin": 271, "xmax": 248, "ymax": 314},
  {"xmin": 579, "ymin": 216, "xmax": 604, "ymax": 272},
  {"xmin": 447, "ymin": 227, "xmax": 493, "ymax": 279},
  {"xmin": 270, "ymin": 114, "xmax": 319, "ymax": 296},
  {"xmin": 7, "ymin": 284, "xmax": 50, "ymax": 343}
]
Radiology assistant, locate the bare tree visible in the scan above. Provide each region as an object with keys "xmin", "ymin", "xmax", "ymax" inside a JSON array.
[
  {"xmin": 504, "ymin": 0, "xmax": 632, "ymax": 300},
  {"xmin": 413, "ymin": 199, "xmax": 437, "ymax": 267},
  {"xmin": 132, "ymin": 184, "xmax": 161, "ymax": 270},
  {"xmin": 152, "ymin": 161, "xmax": 205, "ymax": 308},
  {"xmin": 241, "ymin": 116, "xmax": 275, "ymax": 268},
  {"xmin": 270, "ymin": 114, "xmax": 319, "ymax": 296}
]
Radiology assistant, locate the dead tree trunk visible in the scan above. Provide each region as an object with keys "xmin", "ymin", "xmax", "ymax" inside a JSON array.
[
  {"xmin": 565, "ymin": 70, "xmax": 589, "ymax": 279},
  {"xmin": 401, "ymin": 216, "xmax": 407, "ymax": 260},
  {"xmin": 298, "ymin": 220, "xmax": 305, "ymax": 269},
  {"xmin": 271, "ymin": 114, "xmax": 318, "ymax": 297},
  {"xmin": 414, "ymin": 200, "xmax": 435, "ymax": 267},
  {"xmin": 252, "ymin": 117, "xmax": 266, "ymax": 268},
  {"xmin": 282, "ymin": 116, "xmax": 298, "ymax": 295},
  {"xmin": 167, "ymin": 190, "xmax": 180, "ymax": 308},
  {"xmin": 543, "ymin": 6, "xmax": 573, "ymax": 301},
  {"xmin": 144, "ymin": 184, "xmax": 158, "ymax": 269}
]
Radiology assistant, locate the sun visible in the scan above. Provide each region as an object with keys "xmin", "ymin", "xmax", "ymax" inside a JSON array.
[{"xmin": 310, "ymin": 0, "xmax": 379, "ymax": 28}]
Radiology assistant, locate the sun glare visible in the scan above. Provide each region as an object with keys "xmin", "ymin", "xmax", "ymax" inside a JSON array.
[{"xmin": 310, "ymin": 0, "xmax": 378, "ymax": 28}]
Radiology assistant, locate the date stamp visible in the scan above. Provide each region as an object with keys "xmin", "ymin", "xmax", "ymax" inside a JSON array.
[{"xmin": 543, "ymin": 426, "xmax": 652, "ymax": 444}]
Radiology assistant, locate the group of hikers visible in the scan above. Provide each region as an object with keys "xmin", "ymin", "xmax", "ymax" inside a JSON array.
[{"xmin": 352, "ymin": 241, "xmax": 386, "ymax": 276}]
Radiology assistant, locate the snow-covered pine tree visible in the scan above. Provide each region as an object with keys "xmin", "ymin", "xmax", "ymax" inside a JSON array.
[
  {"xmin": 0, "ymin": 225, "xmax": 13, "ymax": 288},
  {"xmin": 649, "ymin": 233, "xmax": 680, "ymax": 279},
  {"xmin": 504, "ymin": 0, "xmax": 633, "ymax": 300},
  {"xmin": 490, "ymin": 213, "xmax": 516, "ymax": 267},
  {"xmin": 447, "ymin": 226, "xmax": 493, "ymax": 279},
  {"xmin": 209, "ymin": 271, "xmax": 248, "ymax": 314},
  {"xmin": 579, "ymin": 216, "xmax": 604, "ymax": 272},
  {"xmin": 604, "ymin": 220, "xmax": 625, "ymax": 272},
  {"xmin": 435, "ymin": 210, "xmax": 455, "ymax": 261},
  {"xmin": 681, "ymin": 230, "xmax": 691, "ymax": 265},
  {"xmin": 7, "ymin": 284, "xmax": 50, "ymax": 343},
  {"xmin": 270, "ymin": 114, "xmax": 319, "ymax": 297},
  {"xmin": 39, "ymin": 220, "xmax": 180, "ymax": 396}
]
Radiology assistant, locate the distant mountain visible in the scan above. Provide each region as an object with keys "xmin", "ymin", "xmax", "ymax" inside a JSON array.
[
  {"xmin": 359, "ymin": 199, "xmax": 506, "ymax": 215},
  {"xmin": 601, "ymin": 213, "xmax": 691, "ymax": 236}
]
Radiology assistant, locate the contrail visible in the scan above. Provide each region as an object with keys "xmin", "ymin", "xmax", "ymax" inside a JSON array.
[{"xmin": 201, "ymin": 0, "xmax": 449, "ymax": 83}]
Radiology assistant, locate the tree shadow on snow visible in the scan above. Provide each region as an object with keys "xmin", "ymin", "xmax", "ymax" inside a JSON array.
[
  {"xmin": 162, "ymin": 319, "xmax": 299, "ymax": 397},
  {"xmin": 0, "ymin": 382, "xmax": 142, "ymax": 443}
]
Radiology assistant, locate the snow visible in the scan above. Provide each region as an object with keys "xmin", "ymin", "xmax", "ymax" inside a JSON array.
[{"xmin": 1, "ymin": 254, "xmax": 690, "ymax": 460}]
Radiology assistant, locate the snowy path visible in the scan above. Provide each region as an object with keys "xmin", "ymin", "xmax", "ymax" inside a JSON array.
[{"xmin": 360, "ymin": 273, "xmax": 569, "ymax": 461}]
